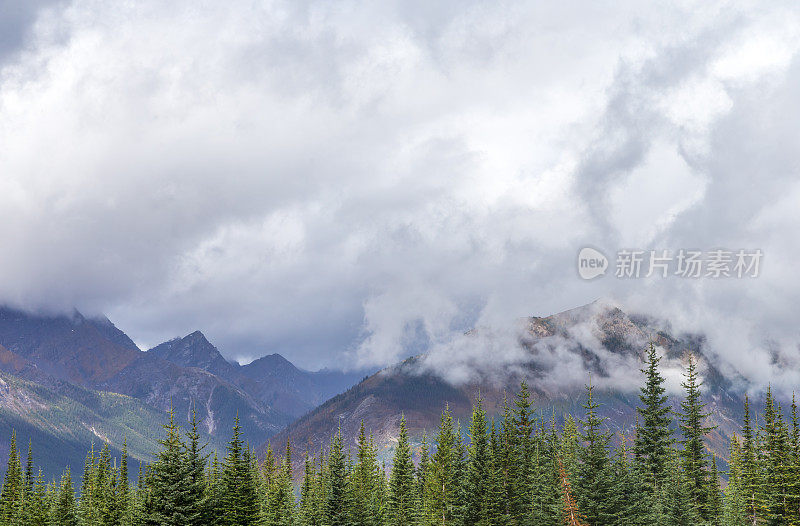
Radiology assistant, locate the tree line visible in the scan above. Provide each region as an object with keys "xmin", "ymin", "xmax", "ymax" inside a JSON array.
[{"xmin": 0, "ymin": 342, "xmax": 798, "ymax": 525}]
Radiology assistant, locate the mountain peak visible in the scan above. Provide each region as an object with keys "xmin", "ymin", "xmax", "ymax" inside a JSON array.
[{"xmin": 149, "ymin": 331, "xmax": 238, "ymax": 379}]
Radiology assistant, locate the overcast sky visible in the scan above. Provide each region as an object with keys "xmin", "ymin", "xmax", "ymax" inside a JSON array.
[{"xmin": 1, "ymin": 1, "xmax": 800, "ymax": 386}]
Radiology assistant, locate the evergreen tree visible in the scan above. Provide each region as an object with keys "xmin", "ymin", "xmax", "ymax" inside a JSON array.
[
  {"xmin": 184, "ymin": 407, "xmax": 209, "ymax": 526},
  {"xmin": 428, "ymin": 404, "xmax": 459, "ymax": 526},
  {"xmin": 707, "ymin": 454, "xmax": 723, "ymax": 525},
  {"xmin": 219, "ymin": 416, "xmax": 260, "ymax": 526},
  {"xmin": 416, "ymin": 432, "xmax": 431, "ymax": 525},
  {"xmin": 723, "ymin": 435, "xmax": 747, "ymax": 526},
  {"xmin": 267, "ymin": 439, "xmax": 296, "ymax": 526},
  {"xmin": 761, "ymin": 388, "xmax": 791, "ymax": 525},
  {"xmin": 388, "ymin": 415, "xmax": 415, "ymax": 526},
  {"xmin": 678, "ymin": 354, "xmax": 716, "ymax": 519},
  {"xmin": 298, "ymin": 452, "xmax": 321, "ymax": 526},
  {"xmin": 740, "ymin": 394, "xmax": 761, "ymax": 524},
  {"xmin": 1, "ymin": 431, "xmax": 22, "ymax": 524},
  {"xmin": 52, "ymin": 468, "xmax": 78, "ymax": 526},
  {"xmin": 143, "ymin": 409, "xmax": 194, "ymax": 526},
  {"xmin": 325, "ymin": 426, "xmax": 349, "ymax": 526},
  {"xmin": 462, "ymin": 397, "xmax": 491, "ymax": 526},
  {"xmin": 511, "ymin": 382, "xmax": 535, "ymax": 524},
  {"xmin": 575, "ymin": 380, "xmax": 613, "ymax": 525},
  {"xmin": 634, "ymin": 342, "xmax": 674, "ymax": 489}
]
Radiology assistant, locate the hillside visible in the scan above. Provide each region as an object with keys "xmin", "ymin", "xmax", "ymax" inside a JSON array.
[
  {"xmin": 0, "ymin": 369, "xmax": 175, "ymax": 479},
  {"xmin": 267, "ymin": 302, "xmax": 746, "ymax": 469},
  {"xmin": 0, "ymin": 307, "xmax": 290, "ymax": 446}
]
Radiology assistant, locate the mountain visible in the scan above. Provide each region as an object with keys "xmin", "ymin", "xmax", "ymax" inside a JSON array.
[
  {"xmin": 150, "ymin": 331, "xmax": 366, "ymax": 418},
  {"xmin": 0, "ymin": 306, "xmax": 290, "ymax": 449},
  {"xmin": 150, "ymin": 330, "xmax": 239, "ymax": 380},
  {"xmin": 267, "ymin": 302, "xmax": 746, "ymax": 469},
  {"xmin": 0, "ymin": 368, "xmax": 172, "ymax": 479}
]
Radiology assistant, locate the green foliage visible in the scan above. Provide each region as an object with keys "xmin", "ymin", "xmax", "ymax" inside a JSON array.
[
  {"xmin": 388, "ymin": 415, "xmax": 415, "ymax": 526},
  {"xmin": 634, "ymin": 342, "xmax": 675, "ymax": 490},
  {"xmin": 2, "ymin": 342, "xmax": 800, "ymax": 526}
]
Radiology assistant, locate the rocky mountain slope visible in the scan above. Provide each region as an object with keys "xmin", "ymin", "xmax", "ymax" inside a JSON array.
[
  {"xmin": 151, "ymin": 331, "xmax": 365, "ymax": 418},
  {"xmin": 268, "ymin": 302, "xmax": 746, "ymax": 470},
  {"xmin": 0, "ymin": 305, "xmax": 364, "ymax": 478}
]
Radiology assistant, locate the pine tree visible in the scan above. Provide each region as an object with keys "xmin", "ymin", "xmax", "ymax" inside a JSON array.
[
  {"xmin": 185, "ymin": 407, "xmax": 209, "ymax": 526},
  {"xmin": 678, "ymin": 354, "xmax": 716, "ymax": 519},
  {"xmin": 741, "ymin": 394, "xmax": 761, "ymax": 524},
  {"xmin": 144, "ymin": 409, "xmax": 194, "ymax": 526},
  {"xmin": 707, "ymin": 454, "xmax": 723, "ymax": 525},
  {"xmin": 388, "ymin": 415, "xmax": 415, "ymax": 526},
  {"xmin": 462, "ymin": 397, "xmax": 492, "ymax": 526},
  {"xmin": 267, "ymin": 439, "xmax": 295, "ymax": 526},
  {"xmin": 487, "ymin": 421, "xmax": 511, "ymax": 526},
  {"xmin": 325, "ymin": 426, "xmax": 349, "ymax": 526},
  {"xmin": 575, "ymin": 380, "xmax": 613, "ymax": 525},
  {"xmin": 220, "ymin": 416, "xmax": 260, "ymax": 526},
  {"xmin": 634, "ymin": 342, "xmax": 674, "ymax": 490},
  {"xmin": 511, "ymin": 382, "xmax": 536, "ymax": 524},
  {"xmin": 52, "ymin": 469, "xmax": 78, "ymax": 526},
  {"xmin": 1, "ymin": 431, "xmax": 22, "ymax": 524},
  {"xmin": 761, "ymin": 388, "xmax": 791, "ymax": 525},
  {"xmin": 117, "ymin": 437, "xmax": 131, "ymax": 525},
  {"xmin": 415, "ymin": 432, "xmax": 432, "ymax": 525},
  {"xmin": 298, "ymin": 452, "xmax": 321, "ymax": 526},
  {"xmin": 428, "ymin": 404, "xmax": 459, "ymax": 526},
  {"xmin": 723, "ymin": 434, "xmax": 748, "ymax": 526}
]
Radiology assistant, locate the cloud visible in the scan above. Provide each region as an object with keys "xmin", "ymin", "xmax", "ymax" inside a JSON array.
[{"xmin": 0, "ymin": 0, "xmax": 799, "ymax": 384}]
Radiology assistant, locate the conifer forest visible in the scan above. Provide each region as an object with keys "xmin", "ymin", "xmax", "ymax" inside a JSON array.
[{"xmin": 1, "ymin": 343, "xmax": 796, "ymax": 525}]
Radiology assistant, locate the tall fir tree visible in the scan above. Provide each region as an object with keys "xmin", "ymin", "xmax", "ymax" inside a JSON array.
[
  {"xmin": 428, "ymin": 404, "xmax": 459, "ymax": 526},
  {"xmin": 325, "ymin": 426, "xmax": 349, "ymax": 526},
  {"xmin": 220, "ymin": 415, "xmax": 260, "ymax": 526},
  {"xmin": 678, "ymin": 354, "xmax": 716, "ymax": 519},
  {"xmin": 53, "ymin": 469, "xmax": 78, "ymax": 526},
  {"xmin": 143, "ymin": 408, "xmax": 194, "ymax": 526},
  {"xmin": 634, "ymin": 342, "xmax": 674, "ymax": 490},
  {"xmin": 388, "ymin": 415, "xmax": 416, "ymax": 526},
  {"xmin": 575, "ymin": 380, "xmax": 614, "ymax": 525},
  {"xmin": 462, "ymin": 396, "xmax": 491, "ymax": 526},
  {"xmin": 0, "ymin": 431, "xmax": 22, "ymax": 524}
]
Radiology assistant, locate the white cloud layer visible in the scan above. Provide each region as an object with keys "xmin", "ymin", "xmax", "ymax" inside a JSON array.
[{"xmin": 1, "ymin": 0, "xmax": 800, "ymax": 385}]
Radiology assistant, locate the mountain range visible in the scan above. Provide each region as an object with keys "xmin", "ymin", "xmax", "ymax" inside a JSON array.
[
  {"xmin": 0, "ymin": 301, "xmax": 760, "ymax": 481},
  {"xmin": 0, "ymin": 306, "xmax": 361, "ymax": 477}
]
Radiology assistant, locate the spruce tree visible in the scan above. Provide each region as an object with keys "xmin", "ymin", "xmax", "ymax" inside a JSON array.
[
  {"xmin": 740, "ymin": 394, "xmax": 761, "ymax": 524},
  {"xmin": 678, "ymin": 354, "xmax": 715, "ymax": 518},
  {"xmin": 144, "ymin": 409, "xmax": 194, "ymax": 526},
  {"xmin": 575, "ymin": 380, "xmax": 613, "ymax": 525},
  {"xmin": 429, "ymin": 404, "xmax": 459, "ymax": 526},
  {"xmin": 707, "ymin": 454, "xmax": 723, "ymax": 525},
  {"xmin": 0, "ymin": 431, "xmax": 22, "ymax": 524},
  {"xmin": 634, "ymin": 342, "xmax": 674, "ymax": 489},
  {"xmin": 511, "ymin": 382, "xmax": 535, "ymax": 523},
  {"xmin": 185, "ymin": 407, "xmax": 209, "ymax": 526},
  {"xmin": 325, "ymin": 426, "xmax": 349, "ymax": 526},
  {"xmin": 267, "ymin": 439, "xmax": 295, "ymax": 526},
  {"xmin": 52, "ymin": 469, "xmax": 78, "ymax": 526},
  {"xmin": 220, "ymin": 416, "xmax": 260, "ymax": 526},
  {"xmin": 761, "ymin": 388, "xmax": 790, "ymax": 525},
  {"xmin": 388, "ymin": 415, "xmax": 415, "ymax": 526},
  {"xmin": 723, "ymin": 434, "xmax": 747, "ymax": 526}
]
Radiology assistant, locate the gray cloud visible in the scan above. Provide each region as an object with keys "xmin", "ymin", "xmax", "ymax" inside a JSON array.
[{"xmin": 0, "ymin": 0, "xmax": 799, "ymax": 384}]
